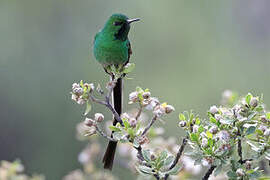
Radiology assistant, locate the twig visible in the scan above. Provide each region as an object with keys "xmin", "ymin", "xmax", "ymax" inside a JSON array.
[
  {"xmin": 237, "ymin": 132, "xmax": 243, "ymax": 164},
  {"xmin": 135, "ymin": 104, "xmax": 143, "ymax": 120},
  {"xmin": 164, "ymin": 137, "xmax": 188, "ymax": 180},
  {"xmin": 202, "ymin": 165, "xmax": 216, "ymax": 180},
  {"xmin": 141, "ymin": 115, "xmax": 158, "ymax": 136},
  {"xmin": 95, "ymin": 125, "xmax": 117, "ymax": 142}
]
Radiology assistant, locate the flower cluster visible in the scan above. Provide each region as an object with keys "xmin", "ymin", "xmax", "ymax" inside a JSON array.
[
  {"xmin": 0, "ymin": 160, "xmax": 44, "ymax": 180},
  {"xmin": 129, "ymin": 87, "xmax": 175, "ymax": 117},
  {"xmin": 71, "ymin": 80, "xmax": 94, "ymax": 105},
  {"xmin": 178, "ymin": 92, "xmax": 270, "ymax": 179}
]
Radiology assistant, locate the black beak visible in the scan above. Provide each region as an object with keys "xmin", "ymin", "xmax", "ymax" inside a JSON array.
[{"xmin": 127, "ymin": 18, "xmax": 140, "ymax": 24}]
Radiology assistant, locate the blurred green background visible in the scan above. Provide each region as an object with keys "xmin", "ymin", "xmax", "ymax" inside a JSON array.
[{"xmin": 1, "ymin": 0, "xmax": 270, "ymax": 179}]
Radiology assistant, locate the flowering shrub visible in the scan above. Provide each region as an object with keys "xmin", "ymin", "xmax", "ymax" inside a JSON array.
[{"xmin": 69, "ymin": 65, "xmax": 270, "ymax": 179}]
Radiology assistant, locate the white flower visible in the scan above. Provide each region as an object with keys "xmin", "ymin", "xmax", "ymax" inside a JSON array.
[
  {"xmin": 201, "ymin": 138, "xmax": 208, "ymax": 148},
  {"xmin": 145, "ymin": 97, "xmax": 159, "ymax": 110},
  {"xmin": 84, "ymin": 118, "xmax": 95, "ymax": 127},
  {"xmin": 72, "ymin": 83, "xmax": 80, "ymax": 89},
  {"xmin": 209, "ymin": 105, "xmax": 218, "ymax": 114},
  {"xmin": 129, "ymin": 91, "xmax": 138, "ymax": 103},
  {"xmin": 218, "ymin": 130, "xmax": 230, "ymax": 142},
  {"xmin": 73, "ymin": 87, "xmax": 84, "ymax": 95},
  {"xmin": 179, "ymin": 121, "xmax": 186, "ymax": 127},
  {"xmin": 94, "ymin": 113, "xmax": 104, "ymax": 122},
  {"xmin": 77, "ymin": 98, "xmax": 86, "ymax": 105},
  {"xmin": 209, "ymin": 125, "xmax": 218, "ymax": 134},
  {"xmin": 193, "ymin": 125, "xmax": 199, "ymax": 133},
  {"xmin": 153, "ymin": 105, "xmax": 165, "ymax": 117},
  {"xmin": 264, "ymin": 129, "xmax": 270, "ymax": 136},
  {"xmin": 142, "ymin": 91, "xmax": 151, "ymax": 99},
  {"xmin": 236, "ymin": 168, "xmax": 245, "ymax": 176}
]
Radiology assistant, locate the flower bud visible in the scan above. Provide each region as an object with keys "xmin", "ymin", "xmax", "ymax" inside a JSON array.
[
  {"xmin": 129, "ymin": 91, "xmax": 138, "ymax": 103},
  {"xmin": 260, "ymin": 115, "xmax": 267, "ymax": 123},
  {"xmin": 258, "ymin": 125, "xmax": 267, "ymax": 132},
  {"xmin": 245, "ymin": 161, "xmax": 252, "ymax": 170},
  {"xmin": 193, "ymin": 125, "xmax": 199, "ymax": 133},
  {"xmin": 236, "ymin": 168, "xmax": 245, "ymax": 177},
  {"xmin": 128, "ymin": 118, "xmax": 137, "ymax": 128},
  {"xmin": 72, "ymin": 83, "xmax": 80, "ymax": 89},
  {"xmin": 250, "ymin": 97, "xmax": 258, "ymax": 107},
  {"xmin": 150, "ymin": 154, "xmax": 156, "ymax": 161},
  {"xmin": 209, "ymin": 125, "xmax": 218, "ymax": 134},
  {"xmin": 179, "ymin": 121, "xmax": 186, "ymax": 127},
  {"xmin": 84, "ymin": 83, "xmax": 94, "ymax": 91},
  {"xmin": 201, "ymin": 138, "xmax": 208, "ymax": 148},
  {"xmin": 145, "ymin": 97, "xmax": 159, "ymax": 110},
  {"xmin": 264, "ymin": 129, "xmax": 270, "ymax": 136},
  {"xmin": 214, "ymin": 114, "xmax": 222, "ymax": 121},
  {"xmin": 138, "ymin": 136, "xmax": 149, "ymax": 145},
  {"xmin": 94, "ymin": 113, "xmax": 104, "ymax": 122},
  {"xmin": 153, "ymin": 105, "xmax": 165, "ymax": 117},
  {"xmin": 142, "ymin": 91, "xmax": 151, "ymax": 99},
  {"xmin": 84, "ymin": 118, "xmax": 95, "ymax": 127},
  {"xmin": 165, "ymin": 105, "xmax": 175, "ymax": 114},
  {"xmin": 209, "ymin": 106, "xmax": 218, "ymax": 114},
  {"xmin": 73, "ymin": 87, "xmax": 84, "ymax": 95}
]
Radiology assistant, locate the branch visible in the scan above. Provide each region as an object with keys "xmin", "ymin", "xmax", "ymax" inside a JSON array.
[
  {"xmin": 141, "ymin": 115, "xmax": 158, "ymax": 136},
  {"xmin": 95, "ymin": 125, "xmax": 117, "ymax": 142},
  {"xmin": 164, "ymin": 137, "xmax": 188, "ymax": 180},
  {"xmin": 237, "ymin": 132, "xmax": 243, "ymax": 164},
  {"xmin": 202, "ymin": 165, "xmax": 216, "ymax": 180}
]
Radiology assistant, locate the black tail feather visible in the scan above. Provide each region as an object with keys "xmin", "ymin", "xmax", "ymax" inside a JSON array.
[{"xmin": 103, "ymin": 78, "xmax": 122, "ymax": 170}]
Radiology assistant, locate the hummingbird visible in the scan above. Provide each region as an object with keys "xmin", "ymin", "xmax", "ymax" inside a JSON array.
[{"xmin": 93, "ymin": 13, "xmax": 140, "ymax": 170}]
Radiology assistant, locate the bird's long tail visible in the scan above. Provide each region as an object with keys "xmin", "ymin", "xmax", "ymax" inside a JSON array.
[{"xmin": 102, "ymin": 77, "xmax": 122, "ymax": 170}]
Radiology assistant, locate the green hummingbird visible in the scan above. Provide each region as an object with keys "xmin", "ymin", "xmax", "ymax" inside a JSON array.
[{"xmin": 93, "ymin": 13, "xmax": 140, "ymax": 170}]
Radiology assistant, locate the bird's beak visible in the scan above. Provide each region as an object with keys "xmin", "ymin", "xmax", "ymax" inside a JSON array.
[{"xmin": 127, "ymin": 18, "xmax": 140, "ymax": 24}]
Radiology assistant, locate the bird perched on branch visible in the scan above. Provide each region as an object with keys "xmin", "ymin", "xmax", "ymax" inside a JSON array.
[{"xmin": 93, "ymin": 13, "xmax": 140, "ymax": 170}]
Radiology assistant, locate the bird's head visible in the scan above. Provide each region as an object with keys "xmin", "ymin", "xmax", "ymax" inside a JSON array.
[{"xmin": 103, "ymin": 13, "xmax": 140, "ymax": 41}]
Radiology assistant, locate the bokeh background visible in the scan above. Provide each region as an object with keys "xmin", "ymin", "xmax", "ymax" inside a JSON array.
[{"xmin": 1, "ymin": 0, "xmax": 270, "ymax": 179}]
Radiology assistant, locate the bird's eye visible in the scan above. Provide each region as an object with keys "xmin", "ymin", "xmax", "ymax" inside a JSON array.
[{"xmin": 113, "ymin": 21, "xmax": 123, "ymax": 26}]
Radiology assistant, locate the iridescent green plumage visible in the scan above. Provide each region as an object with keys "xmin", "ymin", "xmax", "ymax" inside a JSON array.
[
  {"xmin": 93, "ymin": 13, "xmax": 139, "ymax": 170},
  {"xmin": 94, "ymin": 14, "xmax": 139, "ymax": 67}
]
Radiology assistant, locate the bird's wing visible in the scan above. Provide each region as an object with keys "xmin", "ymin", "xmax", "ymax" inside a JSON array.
[{"xmin": 126, "ymin": 40, "xmax": 132, "ymax": 65}]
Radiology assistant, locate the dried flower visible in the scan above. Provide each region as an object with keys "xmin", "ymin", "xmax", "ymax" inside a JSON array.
[{"xmin": 94, "ymin": 113, "xmax": 104, "ymax": 122}]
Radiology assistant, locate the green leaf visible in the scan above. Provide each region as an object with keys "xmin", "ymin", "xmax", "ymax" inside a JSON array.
[
  {"xmin": 138, "ymin": 165, "xmax": 154, "ymax": 174},
  {"xmin": 246, "ymin": 126, "xmax": 256, "ymax": 135},
  {"xmin": 198, "ymin": 125, "xmax": 204, "ymax": 134},
  {"xmin": 179, "ymin": 113, "xmax": 186, "ymax": 121},
  {"xmin": 159, "ymin": 150, "xmax": 168, "ymax": 161},
  {"xmin": 220, "ymin": 118, "xmax": 234, "ymax": 125},
  {"xmin": 190, "ymin": 133, "xmax": 198, "ymax": 142},
  {"xmin": 109, "ymin": 126, "xmax": 121, "ymax": 132},
  {"xmin": 195, "ymin": 117, "xmax": 200, "ymax": 125},
  {"xmin": 133, "ymin": 137, "xmax": 140, "ymax": 148},
  {"xmin": 123, "ymin": 119, "xmax": 130, "ymax": 129},
  {"xmin": 164, "ymin": 156, "xmax": 174, "ymax": 166},
  {"xmin": 123, "ymin": 63, "xmax": 135, "ymax": 74},
  {"xmin": 142, "ymin": 149, "xmax": 151, "ymax": 162},
  {"xmin": 214, "ymin": 164, "xmax": 222, "ymax": 176},
  {"xmin": 246, "ymin": 93, "xmax": 252, "ymax": 104},
  {"xmin": 248, "ymin": 112, "xmax": 257, "ymax": 120},
  {"xmin": 80, "ymin": 80, "xmax": 84, "ymax": 87},
  {"xmin": 206, "ymin": 131, "xmax": 213, "ymax": 139},
  {"xmin": 210, "ymin": 116, "xmax": 217, "ymax": 124},
  {"xmin": 167, "ymin": 164, "xmax": 182, "ymax": 175},
  {"xmin": 84, "ymin": 101, "xmax": 91, "ymax": 116},
  {"xmin": 113, "ymin": 132, "xmax": 123, "ymax": 140},
  {"xmin": 127, "ymin": 128, "xmax": 135, "ymax": 139},
  {"xmin": 267, "ymin": 112, "xmax": 270, "ymax": 120}
]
